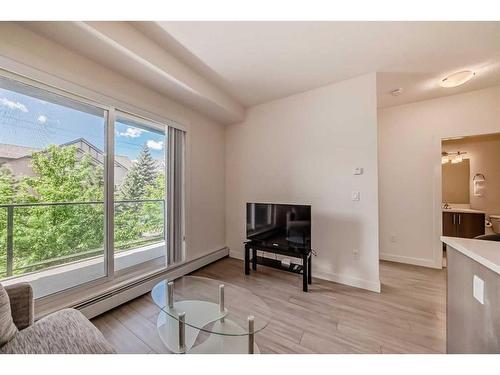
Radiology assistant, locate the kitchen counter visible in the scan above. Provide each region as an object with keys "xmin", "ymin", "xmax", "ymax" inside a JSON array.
[
  {"xmin": 443, "ymin": 236, "xmax": 500, "ymax": 353},
  {"xmin": 442, "ymin": 236, "xmax": 500, "ymax": 275},
  {"xmin": 442, "ymin": 208, "xmax": 486, "ymax": 214}
]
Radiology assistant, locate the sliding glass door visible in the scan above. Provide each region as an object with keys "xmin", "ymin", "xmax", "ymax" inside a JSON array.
[
  {"xmin": 0, "ymin": 72, "xmax": 185, "ymax": 299},
  {"xmin": 0, "ymin": 76, "xmax": 107, "ymax": 298},
  {"xmin": 113, "ymin": 114, "xmax": 167, "ymax": 272}
]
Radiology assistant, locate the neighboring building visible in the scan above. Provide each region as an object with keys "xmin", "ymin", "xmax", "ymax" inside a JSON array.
[
  {"xmin": 0, "ymin": 138, "xmax": 132, "ymax": 186},
  {"xmin": 0, "ymin": 143, "xmax": 41, "ymax": 177}
]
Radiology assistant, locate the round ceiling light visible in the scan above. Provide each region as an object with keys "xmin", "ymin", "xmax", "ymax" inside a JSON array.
[{"xmin": 439, "ymin": 70, "xmax": 475, "ymax": 88}]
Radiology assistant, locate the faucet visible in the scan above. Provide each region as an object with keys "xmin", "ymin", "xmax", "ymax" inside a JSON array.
[{"xmin": 443, "ymin": 203, "xmax": 451, "ymax": 209}]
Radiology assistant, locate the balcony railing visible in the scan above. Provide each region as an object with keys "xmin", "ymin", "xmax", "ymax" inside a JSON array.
[{"xmin": 0, "ymin": 199, "xmax": 165, "ymax": 278}]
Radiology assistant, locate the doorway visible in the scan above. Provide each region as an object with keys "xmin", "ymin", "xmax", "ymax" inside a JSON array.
[{"xmin": 440, "ymin": 132, "xmax": 500, "ymax": 266}]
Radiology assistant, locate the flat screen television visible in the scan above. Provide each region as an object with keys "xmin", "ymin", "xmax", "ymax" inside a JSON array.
[{"xmin": 246, "ymin": 203, "xmax": 311, "ymax": 249}]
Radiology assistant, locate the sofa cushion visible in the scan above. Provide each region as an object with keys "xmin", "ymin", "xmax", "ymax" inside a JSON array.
[
  {"xmin": 0, "ymin": 308, "xmax": 115, "ymax": 354},
  {"xmin": 0, "ymin": 283, "xmax": 18, "ymax": 347}
]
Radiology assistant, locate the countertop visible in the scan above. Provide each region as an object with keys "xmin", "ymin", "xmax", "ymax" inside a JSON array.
[
  {"xmin": 442, "ymin": 236, "xmax": 500, "ymax": 275},
  {"xmin": 442, "ymin": 208, "xmax": 486, "ymax": 214}
]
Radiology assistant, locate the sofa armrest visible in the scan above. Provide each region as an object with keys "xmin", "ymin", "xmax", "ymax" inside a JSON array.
[{"xmin": 5, "ymin": 283, "xmax": 34, "ymax": 330}]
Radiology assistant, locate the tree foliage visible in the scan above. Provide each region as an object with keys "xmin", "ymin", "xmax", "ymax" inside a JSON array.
[
  {"xmin": 120, "ymin": 144, "xmax": 157, "ymax": 200},
  {"xmin": 0, "ymin": 144, "xmax": 165, "ymax": 278},
  {"xmin": 0, "ymin": 167, "xmax": 16, "ymax": 204},
  {"xmin": 115, "ymin": 144, "xmax": 164, "ymax": 250}
]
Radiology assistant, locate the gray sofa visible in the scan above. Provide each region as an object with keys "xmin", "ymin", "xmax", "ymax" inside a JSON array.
[{"xmin": 1, "ymin": 282, "xmax": 114, "ymax": 354}]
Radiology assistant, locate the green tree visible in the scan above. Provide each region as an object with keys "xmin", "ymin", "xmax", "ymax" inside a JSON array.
[
  {"xmin": 145, "ymin": 172, "xmax": 165, "ymax": 199},
  {"xmin": 115, "ymin": 145, "xmax": 164, "ymax": 250},
  {"xmin": 0, "ymin": 167, "xmax": 17, "ymax": 275},
  {"xmin": 0, "ymin": 142, "xmax": 166, "ymax": 278},
  {"xmin": 120, "ymin": 144, "xmax": 157, "ymax": 200},
  {"xmin": 0, "ymin": 167, "xmax": 16, "ymax": 204},
  {"xmin": 21, "ymin": 145, "xmax": 103, "ymax": 202},
  {"xmin": 10, "ymin": 145, "xmax": 105, "ymax": 272},
  {"xmin": 142, "ymin": 172, "xmax": 166, "ymax": 236}
]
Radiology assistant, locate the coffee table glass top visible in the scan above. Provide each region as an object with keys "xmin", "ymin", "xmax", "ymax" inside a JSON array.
[{"xmin": 151, "ymin": 276, "xmax": 271, "ymax": 336}]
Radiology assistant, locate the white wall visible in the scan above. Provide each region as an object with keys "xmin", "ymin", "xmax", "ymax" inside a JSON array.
[
  {"xmin": 378, "ymin": 85, "xmax": 500, "ymax": 268},
  {"xmin": 225, "ymin": 74, "xmax": 380, "ymax": 292},
  {"xmin": 0, "ymin": 22, "xmax": 226, "ymax": 261}
]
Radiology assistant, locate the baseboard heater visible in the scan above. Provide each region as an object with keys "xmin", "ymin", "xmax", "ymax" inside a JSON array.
[
  {"xmin": 74, "ymin": 270, "xmax": 166, "ymax": 310},
  {"xmin": 73, "ymin": 247, "xmax": 228, "ymax": 319}
]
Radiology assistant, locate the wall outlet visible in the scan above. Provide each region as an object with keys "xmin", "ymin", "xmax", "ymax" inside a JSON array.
[
  {"xmin": 390, "ymin": 234, "xmax": 397, "ymax": 243},
  {"xmin": 473, "ymin": 275, "xmax": 484, "ymax": 304},
  {"xmin": 352, "ymin": 248, "xmax": 360, "ymax": 260},
  {"xmin": 351, "ymin": 191, "xmax": 360, "ymax": 201}
]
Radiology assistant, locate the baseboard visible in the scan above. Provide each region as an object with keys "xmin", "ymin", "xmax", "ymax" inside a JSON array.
[
  {"xmin": 229, "ymin": 249, "xmax": 380, "ymax": 293},
  {"xmin": 380, "ymin": 252, "xmax": 441, "ymax": 269},
  {"xmin": 314, "ymin": 268, "xmax": 381, "ymax": 293},
  {"xmin": 229, "ymin": 249, "xmax": 244, "ymax": 260}
]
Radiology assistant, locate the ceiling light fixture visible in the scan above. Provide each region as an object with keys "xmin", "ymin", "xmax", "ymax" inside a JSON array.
[
  {"xmin": 439, "ymin": 70, "xmax": 475, "ymax": 88},
  {"xmin": 441, "ymin": 151, "xmax": 450, "ymax": 164},
  {"xmin": 442, "ymin": 151, "xmax": 466, "ymax": 164}
]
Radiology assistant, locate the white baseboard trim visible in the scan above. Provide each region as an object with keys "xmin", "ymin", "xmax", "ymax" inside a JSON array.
[
  {"xmin": 229, "ymin": 249, "xmax": 380, "ymax": 293},
  {"xmin": 314, "ymin": 268, "xmax": 381, "ymax": 293},
  {"xmin": 229, "ymin": 249, "xmax": 244, "ymax": 260},
  {"xmin": 380, "ymin": 252, "xmax": 441, "ymax": 269}
]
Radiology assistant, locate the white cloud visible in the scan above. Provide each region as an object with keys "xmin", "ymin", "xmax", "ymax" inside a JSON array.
[
  {"xmin": 0, "ymin": 97, "xmax": 28, "ymax": 112},
  {"xmin": 147, "ymin": 140, "xmax": 164, "ymax": 150},
  {"xmin": 118, "ymin": 127, "xmax": 143, "ymax": 138},
  {"xmin": 37, "ymin": 115, "xmax": 47, "ymax": 124}
]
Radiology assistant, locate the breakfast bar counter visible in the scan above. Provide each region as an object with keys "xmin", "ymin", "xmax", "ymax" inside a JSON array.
[{"xmin": 442, "ymin": 236, "xmax": 500, "ymax": 353}]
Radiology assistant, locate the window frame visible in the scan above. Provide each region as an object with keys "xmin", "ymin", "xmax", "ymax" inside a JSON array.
[{"xmin": 0, "ymin": 68, "xmax": 187, "ymax": 304}]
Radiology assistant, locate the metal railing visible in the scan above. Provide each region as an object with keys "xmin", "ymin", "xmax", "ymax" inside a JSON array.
[{"xmin": 0, "ymin": 199, "xmax": 165, "ymax": 278}]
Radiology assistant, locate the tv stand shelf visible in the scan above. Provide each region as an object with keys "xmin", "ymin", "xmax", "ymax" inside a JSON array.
[
  {"xmin": 244, "ymin": 240, "xmax": 312, "ymax": 292},
  {"xmin": 251, "ymin": 255, "xmax": 304, "ymax": 275}
]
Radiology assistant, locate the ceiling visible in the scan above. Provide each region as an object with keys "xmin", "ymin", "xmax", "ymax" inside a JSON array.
[
  {"xmin": 21, "ymin": 21, "xmax": 245, "ymax": 124},
  {"xmin": 19, "ymin": 21, "xmax": 500, "ymax": 123},
  {"xmin": 147, "ymin": 21, "xmax": 500, "ymax": 108}
]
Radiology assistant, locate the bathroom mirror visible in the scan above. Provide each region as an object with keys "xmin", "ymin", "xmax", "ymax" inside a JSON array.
[{"xmin": 442, "ymin": 158, "xmax": 470, "ymax": 204}]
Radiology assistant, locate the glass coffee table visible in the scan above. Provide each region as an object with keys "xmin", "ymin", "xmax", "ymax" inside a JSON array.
[{"xmin": 151, "ymin": 276, "xmax": 271, "ymax": 354}]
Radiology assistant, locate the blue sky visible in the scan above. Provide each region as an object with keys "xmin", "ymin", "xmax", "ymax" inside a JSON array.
[{"xmin": 0, "ymin": 87, "xmax": 165, "ymax": 161}]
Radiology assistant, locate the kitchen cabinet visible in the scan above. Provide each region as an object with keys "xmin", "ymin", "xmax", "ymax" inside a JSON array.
[{"xmin": 442, "ymin": 211, "xmax": 485, "ymax": 239}]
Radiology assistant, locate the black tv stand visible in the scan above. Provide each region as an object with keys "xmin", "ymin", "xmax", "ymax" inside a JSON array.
[{"xmin": 244, "ymin": 240, "xmax": 312, "ymax": 292}]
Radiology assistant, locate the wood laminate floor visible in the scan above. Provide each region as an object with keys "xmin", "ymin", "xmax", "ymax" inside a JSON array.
[{"xmin": 92, "ymin": 258, "xmax": 446, "ymax": 354}]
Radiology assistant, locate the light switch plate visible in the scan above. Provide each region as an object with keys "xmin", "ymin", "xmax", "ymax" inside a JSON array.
[{"xmin": 473, "ymin": 275, "xmax": 484, "ymax": 304}]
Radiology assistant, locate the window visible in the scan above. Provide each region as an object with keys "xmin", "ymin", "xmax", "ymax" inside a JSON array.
[
  {"xmin": 114, "ymin": 115, "xmax": 167, "ymax": 272},
  {"xmin": 0, "ymin": 77, "xmax": 107, "ymax": 297},
  {"xmin": 0, "ymin": 73, "xmax": 185, "ymax": 299}
]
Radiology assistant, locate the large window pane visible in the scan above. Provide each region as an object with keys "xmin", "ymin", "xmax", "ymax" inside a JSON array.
[
  {"xmin": 114, "ymin": 116, "xmax": 167, "ymax": 272},
  {"xmin": 0, "ymin": 77, "xmax": 106, "ymax": 298}
]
